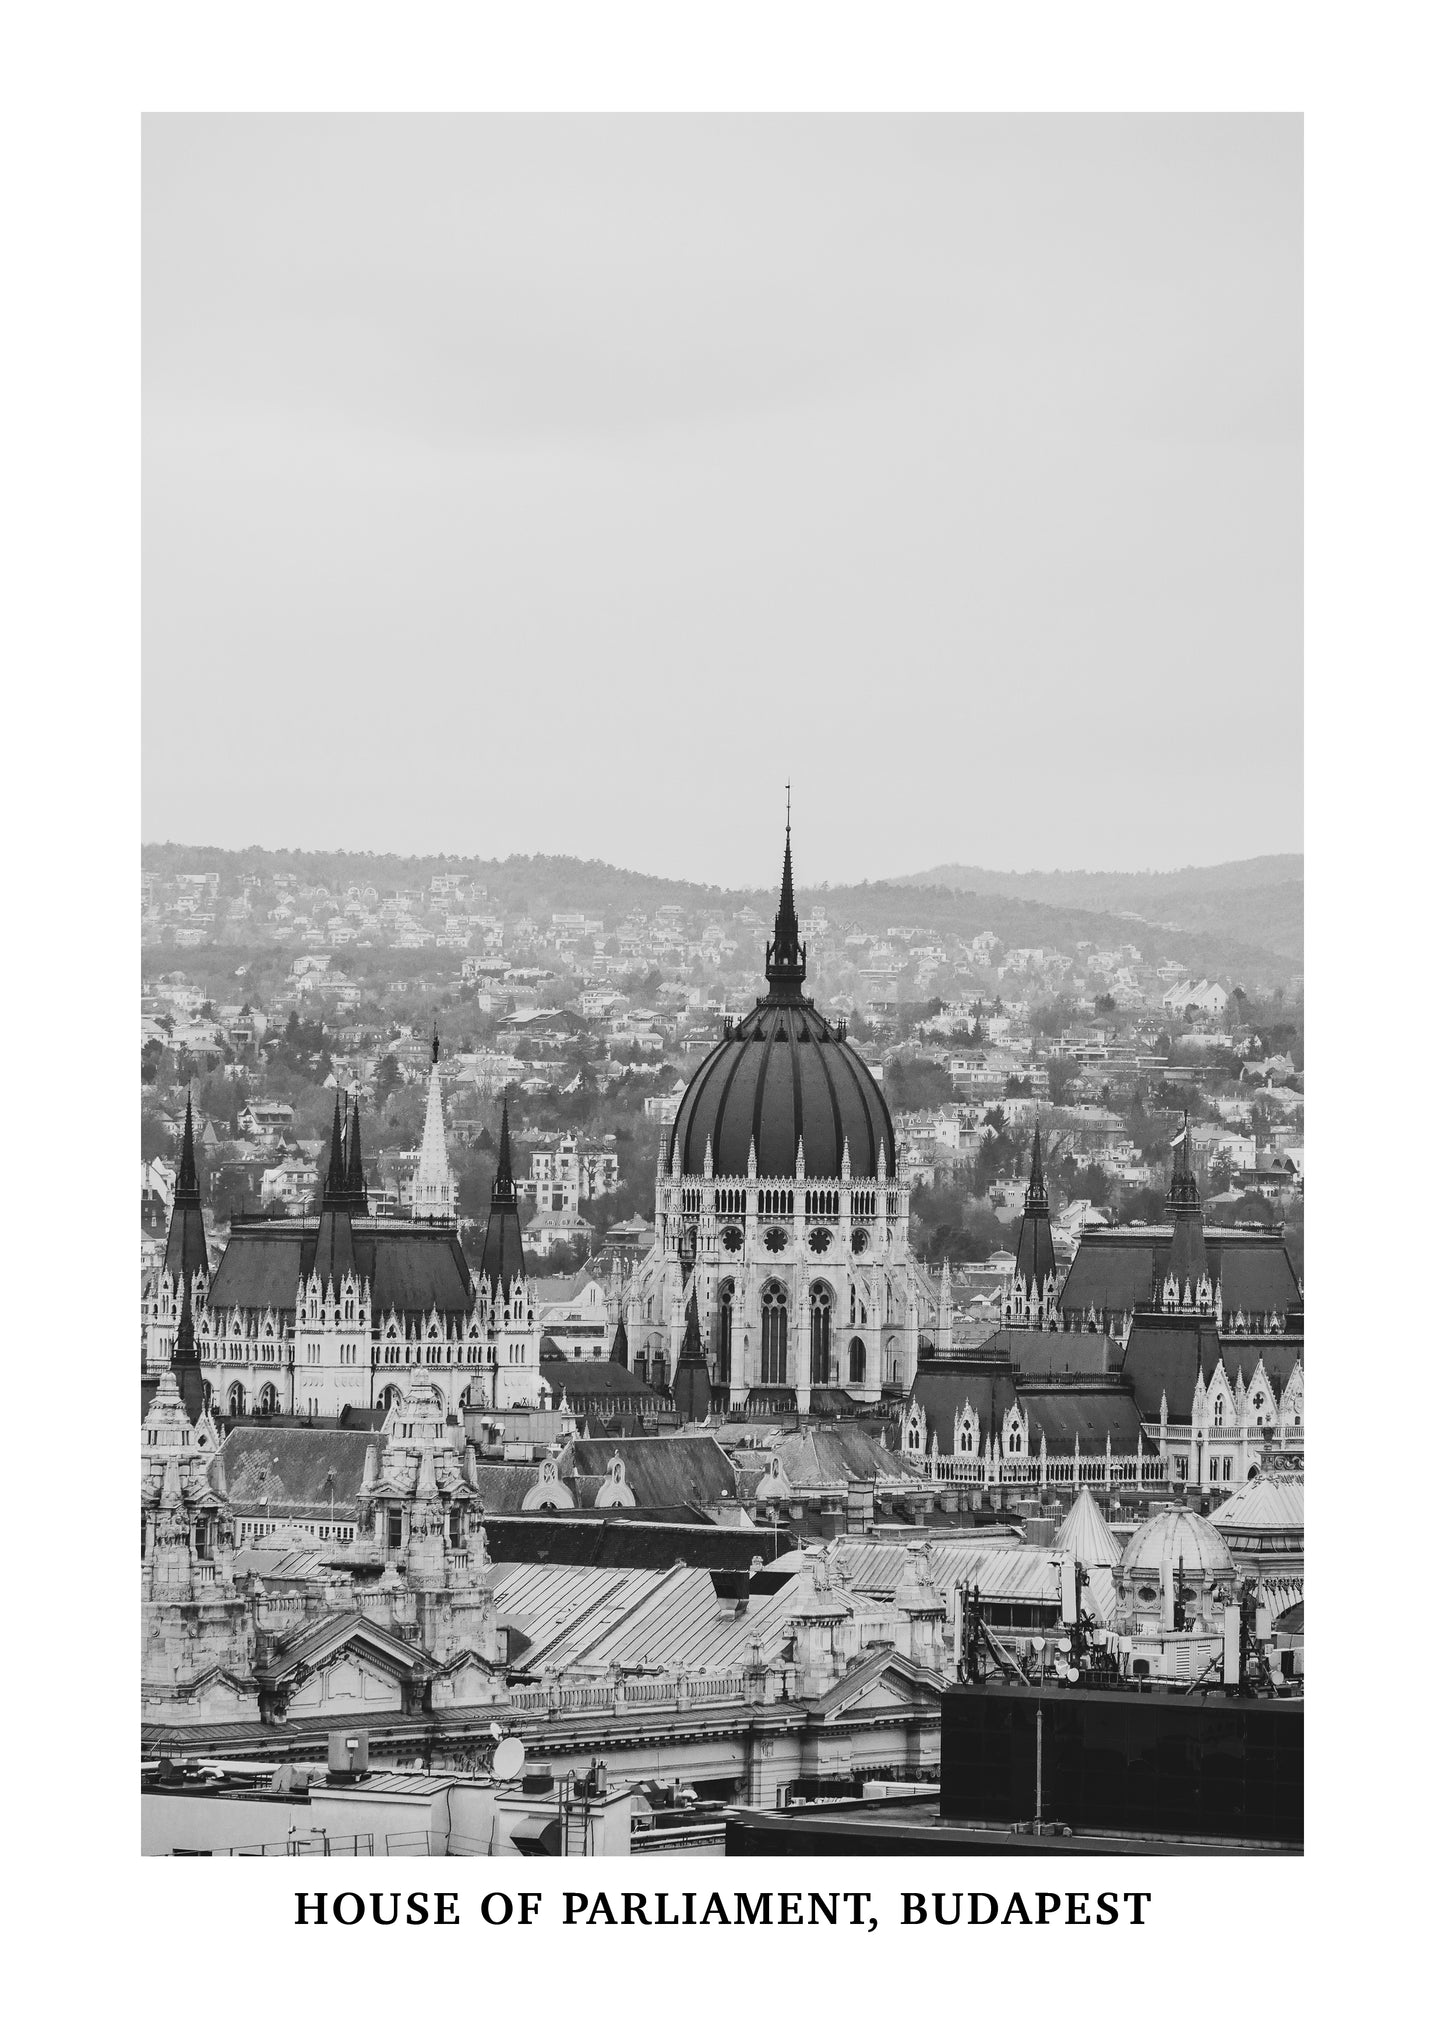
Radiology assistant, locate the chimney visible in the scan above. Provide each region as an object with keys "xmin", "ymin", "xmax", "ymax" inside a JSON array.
[{"xmin": 846, "ymin": 1481, "xmax": 874, "ymax": 1533}]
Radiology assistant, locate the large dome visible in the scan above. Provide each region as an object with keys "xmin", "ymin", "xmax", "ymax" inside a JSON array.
[
  {"xmin": 669, "ymin": 818, "xmax": 895, "ymax": 1182},
  {"xmin": 670, "ymin": 995, "xmax": 894, "ymax": 1180}
]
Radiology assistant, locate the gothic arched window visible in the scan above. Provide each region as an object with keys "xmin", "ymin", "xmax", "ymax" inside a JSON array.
[
  {"xmin": 1214, "ymin": 1394, "xmax": 1225, "ymax": 1425},
  {"xmin": 809, "ymin": 1281, "xmax": 833, "ymax": 1384},
  {"xmin": 760, "ymin": 1279, "xmax": 788, "ymax": 1385},
  {"xmin": 227, "ymin": 1382, "xmax": 246, "ymax": 1417},
  {"xmin": 717, "ymin": 1279, "xmax": 735, "ymax": 1385},
  {"xmin": 257, "ymin": 1382, "xmax": 279, "ymax": 1415},
  {"xmin": 848, "ymin": 1335, "xmax": 866, "ymax": 1385}
]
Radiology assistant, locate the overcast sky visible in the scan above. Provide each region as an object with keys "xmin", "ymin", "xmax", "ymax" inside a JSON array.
[{"xmin": 143, "ymin": 116, "xmax": 1301, "ymax": 887}]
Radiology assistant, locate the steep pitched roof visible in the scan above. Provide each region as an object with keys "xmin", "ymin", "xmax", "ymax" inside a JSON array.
[
  {"xmin": 216, "ymin": 1426, "xmax": 381, "ymax": 1512},
  {"xmin": 567, "ymin": 1434, "xmax": 739, "ymax": 1509}
]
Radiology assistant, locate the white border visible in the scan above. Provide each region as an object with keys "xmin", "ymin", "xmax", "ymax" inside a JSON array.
[{"xmin": 6, "ymin": 2, "xmax": 1439, "ymax": 2033}]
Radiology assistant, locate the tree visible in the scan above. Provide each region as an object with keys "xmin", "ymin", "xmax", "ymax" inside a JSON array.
[
  {"xmin": 884, "ymin": 1059, "xmax": 951, "ymax": 1114},
  {"xmin": 1094, "ymin": 992, "xmax": 1116, "ymax": 1014},
  {"xmin": 1047, "ymin": 1056, "xmax": 1081, "ymax": 1105}
]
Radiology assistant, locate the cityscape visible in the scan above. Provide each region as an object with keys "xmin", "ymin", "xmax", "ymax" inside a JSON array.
[
  {"xmin": 141, "ymin": 113, "xmax": 1302, "ymax": 1861},
  {"xmin": 141, "ymin": 825, "xmax": 1304, "ymax": 1855}
]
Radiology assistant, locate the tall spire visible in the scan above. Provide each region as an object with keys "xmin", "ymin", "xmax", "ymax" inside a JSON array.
[
  {"xmin": 170, "ymin": 1266, "xmax": 207, "ymax": 1425},
  {"xmin": 1167, "ymin": 1110, "xmax": 1201, "ymax": 1212},
  {"xmin": 1013, "ymin": 1118, "xmax": 1055, "ymax": 1303},
  {"xmin": 1025, "ymin": 1119, "xmax": 1049, "ymax": 1215},
  {"xmin": 478, "ymin": 1092, "xmax": 526, "ymax": 1295},
  {"xmin": 764, "ymin": 789, "xmax": 806, "ymax": 997},
  {"xmin": 1163, "ymin": 1110, "xmax": 1207, "ymax": 1297},
  {"xmin": 176, "ymin": 1090, "xmax": 200, "ymax": 1207},
  {"xmin": 413, "ymin": 1031, "xmax": 457, "ymax": 1219},
  {"xmin": 162, "ymin": 1086, "xmax": 209, "ymax": 1282},
  {"xmin": 320, "ymin": 1089, "xmax": 347, "ymax": 1212},
  {"xmin": 346, "ymin": 1093, "xmax": 368, "ymax": 1213},
  {"xmin": 494, "ymin": 1093, "xmax": 515, "ymax": 1202}
]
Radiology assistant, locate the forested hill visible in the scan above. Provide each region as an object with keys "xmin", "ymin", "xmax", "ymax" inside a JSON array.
[
  {"xmin": 143, "ymin": 844, "xmax": 1299, "ymax": 987},
  {"xmin": 887, "ymin": 855, "xmax": 1303, "ymax": 969}
]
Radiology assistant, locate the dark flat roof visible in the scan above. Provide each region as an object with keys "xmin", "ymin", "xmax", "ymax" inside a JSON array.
[{"xmin": 725, "ymin": 1801, "xmax": 1300, "ymax": 1857}]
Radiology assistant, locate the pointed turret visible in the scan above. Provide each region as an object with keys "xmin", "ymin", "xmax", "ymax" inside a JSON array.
[
  {"xmin": 413, "ymin": 1026, "xmax": 458, "ymax": 1219},
  {"xmin": 609, "ymin": 1316, "xmax": 631, "ymax": 1375},
  {"xmin": 313, "ymin": 1090, "xmax": 356, "ymax": 1287},
  {"xmin": 171, "ymin": 1269, "xmax": 208, "ymax": 1426},
  {"xmin": 672, "ymin": 1287, "xmax": 712, "ymax": 1423},
  {"xmin": 764, "ymin": 794, "xmax": 807, "ymax": 997},
  {"xmin": 345, "ymin": 1093, "xmax": 368, "ymax": 1213},
  {"xmin": 1013, "ymin": 1119, "xmax": 1056, "ymax": 1305},
  {"xmin": 321, "ymin": 1091, "xmax": 347, "ymax": 1212},
  {"xmin": 1162, "ymin": 1111, "xmax": 1208, "ymax": 1299},
  {"xmin": 162, "ymin": 1088, "xmax": 209, "ymax": 1284},
  {"xmin": 478, "ymin": 1093, "xmax": 526, "ymax": 1295}
]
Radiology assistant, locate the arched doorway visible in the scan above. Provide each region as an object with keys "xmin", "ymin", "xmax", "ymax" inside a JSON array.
[
  {"xmin": 717, "ymin": 1279, "xmax": 734, "ymax": 1385},
  {"xmin": 809, "ymin": 1282, "xmax": 833, "ymax": 1384},
  {"xmin": 760, "ymin": 1279, "xmax": 788, "ymax": 1384},
  {"xmin": 848, "ymin": 1335, "xmax": 866, "ymax": 1386}
]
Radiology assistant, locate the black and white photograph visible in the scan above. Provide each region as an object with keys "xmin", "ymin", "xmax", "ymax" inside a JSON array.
[{"xmin": 137, "ymin": 112, "xmax": 1308, "ymax": 1862}]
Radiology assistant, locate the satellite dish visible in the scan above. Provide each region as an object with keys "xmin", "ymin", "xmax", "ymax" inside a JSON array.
[{"xmin": 492, "ymin": 1737, "xmax": 526, "ymax": 1781}]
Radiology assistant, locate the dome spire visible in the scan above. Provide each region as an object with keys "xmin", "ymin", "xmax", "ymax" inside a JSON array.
[{"xmin": 765, "ymin": 785, "xmax": 806, "ymax": 997}]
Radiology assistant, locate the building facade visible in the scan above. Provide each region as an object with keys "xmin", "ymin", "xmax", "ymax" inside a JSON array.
[
  {"xmin": 143, "ymin": 1090, "xmax": 543, "ymax": 1419},
  {"xmin": 621, "ymin": 822, "xmax": 941, "ymax": 1412}
]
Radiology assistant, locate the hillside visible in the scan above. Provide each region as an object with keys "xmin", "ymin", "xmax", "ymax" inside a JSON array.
[
  {"xmin": 888, "ymin": 855, "xmax": 1303, "ymax": 970},
  {"xmin": 143, "ymin": 844, "xmax": 1300, "ymax": 989}
]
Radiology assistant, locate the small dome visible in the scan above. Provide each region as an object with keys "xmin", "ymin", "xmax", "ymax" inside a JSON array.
[
  {"xmin": 1208, "ymin": 1472, "xmax": 1304, "ymax": 1534},
  {"xmin": 1117, "ymin": 1505, "xmax": 1235, "ymax": 1582}
]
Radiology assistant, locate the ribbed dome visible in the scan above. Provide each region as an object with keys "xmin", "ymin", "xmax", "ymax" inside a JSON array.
[
  {"xmin": 671, "ymin": 996, "xmax": 894, "ymax": 1180},
  {"xmin": 1117, "ymin": 1505, "xmax": 1235, "ymax": 1582},
  {"xmin": 668, "ymin": 816, "xmax": 895, "ymax": 1182}
]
